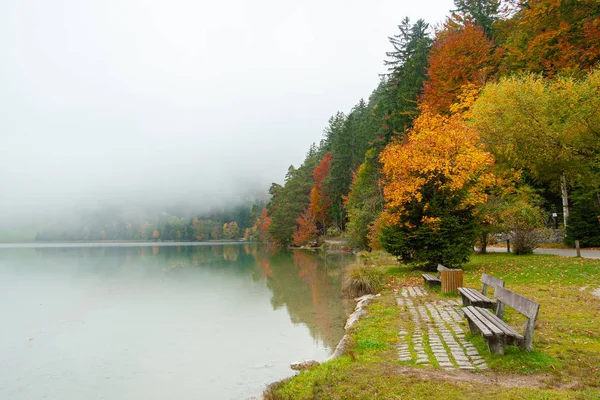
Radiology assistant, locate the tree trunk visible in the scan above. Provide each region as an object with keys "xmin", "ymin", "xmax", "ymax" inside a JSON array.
[
  {"xmin": 560, "ymin": 172, "xmax": 569, "ymax": 228},
  {"xmin": 479, "ymin": 232, "xmax": 488, "ymax": 254}
]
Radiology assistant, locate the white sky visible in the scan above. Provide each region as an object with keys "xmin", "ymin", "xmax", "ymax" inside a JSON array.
[{"xmin": 0, "ymin": 0, "xmax": 454, "ymax": 223}]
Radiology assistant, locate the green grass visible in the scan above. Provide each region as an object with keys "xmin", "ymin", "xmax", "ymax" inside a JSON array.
[
  {"xmin": 463, "ymin": 253, "xmax": 600, "ymax": 286},
  {"xmin": 267, "ymin": 253, "xmax": 600, "ymax": 399},
  {"xmin": 349, "ymin": 296, "xmax": 400, "ymax": 362},
  {"xmin": 461, "ymin": 253, "xmax": 600, "ymax": 387},
  {"xmin": 467, "ymin": 333, "xmax": 560, "ymax": 374},
  {"xmin": 267, "ymin": 357, "xmax": 586, "ymax": 400}
]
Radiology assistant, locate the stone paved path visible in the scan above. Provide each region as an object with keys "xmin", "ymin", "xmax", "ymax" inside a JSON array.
[{"xmin": 396, "ymin": 287, "xmax": 487, "ymax": 371}]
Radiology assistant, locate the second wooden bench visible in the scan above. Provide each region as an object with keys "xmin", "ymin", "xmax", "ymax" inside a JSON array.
[
  {"xmin": 422, "ymin": 264, "xmax": 463, "ymax": 293},
  {"xmin": 422, "ymin": 264, "xmax": 448, "ymax": 288},
  {"xmin": 458, "ymin": 273, "xmax": 505, "ymax": 310}
]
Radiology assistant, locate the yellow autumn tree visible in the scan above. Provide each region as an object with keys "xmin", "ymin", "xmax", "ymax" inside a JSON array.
[
  {"xmin": 379, "ymin": 88, "xmax": 497, "ymax": 268},
  {"xmin": 469, "ymin": 70, "xmax": 600, "ymax": 228},
  {"xmin": 223, "ymin": 221, "xmax": 240, "ymax": 239}
]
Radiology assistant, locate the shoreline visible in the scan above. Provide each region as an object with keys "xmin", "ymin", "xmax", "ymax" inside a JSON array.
[
  {"xmin": 254, "ymin": 293, "xmax": 378, "ymax": 400},
  {"xmin": 0, "ymin": 241, "xmax": 252, "ymax": 248}
]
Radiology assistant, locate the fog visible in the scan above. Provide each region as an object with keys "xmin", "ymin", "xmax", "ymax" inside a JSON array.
[{"xmin": 1, "ymin": 0, "xmax": 454, "ymax": 226}]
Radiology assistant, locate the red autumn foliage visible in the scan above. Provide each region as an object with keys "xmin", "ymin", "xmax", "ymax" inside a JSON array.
[
  {"xmin": 308, "ymin": 153, "xmax": 332, "ymax": 226},
  {"xmin": 422, "ymin": 23, "xmax": 501, "ymax": 114},
  {"xmin": 258, "ymin": 208, "xmax": 271, "ymax": 233}
]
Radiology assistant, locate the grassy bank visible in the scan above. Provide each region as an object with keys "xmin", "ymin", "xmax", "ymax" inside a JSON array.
[{"xmin": 266, "ymin": 252, "xmax": 600, "ymax": 399}]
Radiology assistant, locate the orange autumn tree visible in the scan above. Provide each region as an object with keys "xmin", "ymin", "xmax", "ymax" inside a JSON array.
[
  {"xmin": 497, "ymin": 0, "xmax": 600, "ymax": 76},
  {"xmin": 308, "ymin": 152, "xmax": 332, "ymax": 233},
  {"xmin": 248, "ymin": 208, "xmax": 272, "ymax": 243},
  {"xmin": 292, "ymin": 209, "xmax": 317, "ymax": 247},
  {"xmin": 379, "ymin": 88, "xmax": 497, "ymax": 269},
  {"xmin": 421, "ymin": 22, "xmax": 501, "ymax": 114},
  {"xmin": 292, "ymin": 153, "xmax": 332, "ymax": 247}
]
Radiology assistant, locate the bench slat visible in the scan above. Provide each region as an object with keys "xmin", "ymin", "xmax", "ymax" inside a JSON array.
[
  {"xmin": 458, "ymin": 273, "xmax": 503, "ymax": 307},
  {"xmin": 458, "ymin": 287, "xmax": 495, "ymax": 309},
  {"xmin": 458, "ymin": 287, "xmax": 480, "ymax": 301},
  {"xmin": 462, "ymin": 307, "xmax": 492, "ymax": 337},
  {"xmin": 469, "ymin": 307, "xmax": 504, "ymax": 336},
  {"xmin": 459, "ymin": 288, "xmax": 491, "ymax": 302},
  {"xmin": 462, "ymin": 306, "xmax": 500, "ymax": 337},
  {"xmin": 474, "ymin": 306, "xmax": 523, "ymax": 339},
  {"xmin": 422, "ymin": 273, "xmax": 441, "ymax": 288}
]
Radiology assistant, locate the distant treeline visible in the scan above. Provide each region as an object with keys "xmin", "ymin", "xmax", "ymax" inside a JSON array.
[
  {"xmin": 255, "ymin": 0, "xmax": 600, "ymax": 264},
  {"xmin": 35, "ymin": 203, "xmax": 265, "ymax": 242}
]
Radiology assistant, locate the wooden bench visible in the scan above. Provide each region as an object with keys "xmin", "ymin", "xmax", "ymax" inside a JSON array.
[
  {"xmin": 422, "ymin": 264, "xmax": 463, "ymax": 293},
  {"xmin": 422, "ymin": 264, "xmax": 447, "ymax": 288},
  {"xmin": 458, "ymin": 273, "xmax": 505, "ymax": 309},
  {"xmin": 462, "ymin": 286, "xmax": 540, "ymax": 354}
]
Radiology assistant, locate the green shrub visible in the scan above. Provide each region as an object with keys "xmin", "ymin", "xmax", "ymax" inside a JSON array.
[
  {"xmin": 500, "ymin": 186, "xmax": 545, "ymax": 255},
  {"xmin": 326, "ymin": 226, "xmax": 341, "ymax": 238}
]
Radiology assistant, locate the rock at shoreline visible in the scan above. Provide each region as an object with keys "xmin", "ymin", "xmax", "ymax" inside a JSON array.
[{"xmin": 290, "ymin": 360, "xmax": 321, "ymax": 371}]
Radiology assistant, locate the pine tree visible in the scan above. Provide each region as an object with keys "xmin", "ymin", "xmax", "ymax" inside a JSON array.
[
  {"xmin": 452, "ymin": 0, "xmax": 502, "ymax": 37},
  {"xmin": 267, "ymin": 151, "xmax": 319, "ymax": 246},
  {"xmin": 379, "ymin": 18, "xmax": 432, "ymax": 142}
]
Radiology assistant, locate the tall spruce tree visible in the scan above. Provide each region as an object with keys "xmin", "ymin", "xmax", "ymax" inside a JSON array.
[
  {"xmin": 345, "ymin": 149, "xmax": 385, "ymax": 250},
  {"xmin": 378, "ymin": 18, "xmax": 432, "ymax": 143},
  {"xmin": 452, "ymin": 0, "xmax": 502, "ymax": 38},
  {"xmin": 323, "ymin": 102, "xmax": 375, "ymax": 229}
]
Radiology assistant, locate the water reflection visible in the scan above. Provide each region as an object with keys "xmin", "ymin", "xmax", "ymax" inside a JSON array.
[
  {"xmin": 1, "ymin": 243, "xmax": 352, "ymax": 351},
  {"xmin": 0, "ymin": 243, "xmax": 354, "ymax": 399}
]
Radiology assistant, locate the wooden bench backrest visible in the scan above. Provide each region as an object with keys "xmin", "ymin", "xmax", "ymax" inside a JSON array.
[
  {"xmin": 495, "ymin": 286, "xmax": 540, "ymax": 320},
  {"xmin": 494, "ymin": 286, "xmax": 540, "ymax": 351},
  {"xmin": 436, "ymin": 264, "xmax": 449, "ymax": 278},
  {"xmin": 438, "ymin": 264, "xmax": 452, "ymax": 279},
  {"xmin": 480, "ymin": 273, "xmax": 505, "ymax": 295}
]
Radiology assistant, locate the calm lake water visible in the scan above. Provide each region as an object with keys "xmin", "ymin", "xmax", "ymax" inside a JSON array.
[{"xmin": 0, "ymin": 243, "xmax": 353, "ymax": 400}]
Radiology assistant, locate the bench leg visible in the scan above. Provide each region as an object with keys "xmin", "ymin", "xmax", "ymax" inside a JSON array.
[
  {"xmin": 487, "ymin": 336, "xmax": 506, "ymax": 355},
  {"xmin": 423, "ymin": 279, "xmax": 439, "ymax": 288},
  {"xmin": 460, "ymin": 293, "xmax": 471, "ymax": 307},
  {"xmin": 466, "ymin": 318, "xmax": 481, "ymax": 335}
]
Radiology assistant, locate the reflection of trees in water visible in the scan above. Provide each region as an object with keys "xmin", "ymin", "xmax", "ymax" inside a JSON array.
[
  {"xmin": 257, "ymin": 257, "xmax": 273, "ymax": 279},
  {"xmin": 23, "ymin": 245, "xmax": 352, "ymax": 351},
  {"xmin": 264, "ymin": 250, "xmax": 352, "ymax": 351},
  {"xmin": 222, "ymin": 246, "xmax": 239, "ymax": 261},
  {"xmin": 253, "ymin": 246, "xmax": 279, "ymax": 279},
  {"xmin": 30, "ymin": 244, "xmax": 251, "ymax": 275}
]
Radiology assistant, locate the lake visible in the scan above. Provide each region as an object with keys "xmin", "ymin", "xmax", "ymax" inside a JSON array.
[{"xmin": 0, "ymin": 243, "xmax": 354, "ymax": 400}]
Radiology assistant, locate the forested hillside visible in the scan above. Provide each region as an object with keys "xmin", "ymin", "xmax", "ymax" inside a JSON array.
[
  {"xmin": 256, "ymin": 0, "xmax": 600, "ymax": 266},
  {"xmin": 35, "ymin": 201, "xmax": 264, "ymax": 242}
]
